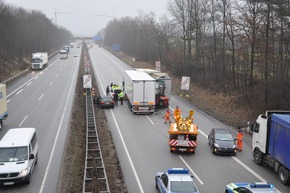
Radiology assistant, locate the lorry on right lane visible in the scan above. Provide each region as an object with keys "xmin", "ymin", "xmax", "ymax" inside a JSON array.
[
  {"xmin": 251, "ymin": 111, "xmax": 290, "ymax": 185},
  {"xmin": 123, "ymin": 70, "xmax": 155, "ymax": 114}
]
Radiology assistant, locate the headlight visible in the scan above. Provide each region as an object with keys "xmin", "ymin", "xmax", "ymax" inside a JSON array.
[
  {"xmin": 19, "ymin": 168, "xmax": 29, "ymax": 177},
  {"xmin": 214, "ymin": 143, "xmax": 219, "ymax": 148},
  {"xmin": 233, "ymin": 145, "xmax": 236, "ymax": 149}
]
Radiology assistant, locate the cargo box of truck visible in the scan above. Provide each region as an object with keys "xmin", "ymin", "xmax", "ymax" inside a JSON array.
[
  {"xmin": 124, "ymin": 70, "xmax": 155, "ymax": 114},
  {"xmin": 32, "ymin": 52, "xmax": 48, "ymax": 70},
  {"xmin": 0, "ymin": 84, "xmax": 8, "ymax": 130}
]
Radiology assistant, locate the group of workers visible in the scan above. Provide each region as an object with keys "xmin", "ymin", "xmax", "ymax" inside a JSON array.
[
  {"xmin": 164, "ymin": 106, "xmax": 244, "ymax": 151},
  {"xmin": 106, "ymin": 83, "xmax": 125, "ymax": 106}
]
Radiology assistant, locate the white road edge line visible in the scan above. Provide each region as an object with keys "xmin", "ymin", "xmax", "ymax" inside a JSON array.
[
  {"xmin": 38, "ymin": 59, "xmax": 78, "ymax": 193},
  {"xmin": 18, "ymin": 115, "xmax": 28, "ymax": 127},
  {"xmin": 39, "ymin": 94, "xmax": 44, "ymax": 100},
  {"xmin": 179, "ymin": 155, "xmax": 204, "ymax": 185},
  {"xmin": 110, "ymin": 109, "xmax": 145, "ymax": 193},
  {"xmin": 91, "ymin": 55, "xmax": 145, "ymax": 193}
]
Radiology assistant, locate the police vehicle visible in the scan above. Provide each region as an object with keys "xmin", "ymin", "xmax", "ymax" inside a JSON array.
[
  {"xmin": 225, "ymin": 182, "xmax": 276, "ymax": 193},
  {"xmin": 155, "ymin": 168, "xmax": 199, "ymax": 193}
]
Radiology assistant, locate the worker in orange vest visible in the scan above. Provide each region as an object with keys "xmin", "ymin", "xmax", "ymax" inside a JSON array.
[
  {"xmin": 173, "ymin": 106, "xmax": 181, "ymax": 122},
  {"xmin": 236, "ymin": 127, "xmax": 243, "ymax": 151},
  {"xmin": 164, "ymin": 109, "xmax": 172, "ymax": 124}
]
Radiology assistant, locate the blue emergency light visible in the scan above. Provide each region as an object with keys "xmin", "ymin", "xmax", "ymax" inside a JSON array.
[
  {"xmin": 249, "ymin": 182, "xmax": 273, "ymax": 189},
  {"xmin": 168, "ymin": 168, "xmax": 189, "ymax": 174}
]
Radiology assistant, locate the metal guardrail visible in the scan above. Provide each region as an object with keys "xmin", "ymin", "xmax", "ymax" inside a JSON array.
[{"xmin": 83, "ymin": 88, "xmax": 110, "ymax": 193}]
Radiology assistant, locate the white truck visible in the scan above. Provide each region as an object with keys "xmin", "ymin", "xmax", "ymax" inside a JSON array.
[
  {"xmin": 124, "ymin": 70, "xmax": 155, "ymax": 114},
  {"xmin": 0, "ymin": 84, "xmax": 8, "ymax": 130},
  {"xmin": 32, "ymin": 52, "xmax": 48, "ymax": 70},
  {"xmin": 60, "ymin": 49, "xmax": 68, "ymax": 59}
]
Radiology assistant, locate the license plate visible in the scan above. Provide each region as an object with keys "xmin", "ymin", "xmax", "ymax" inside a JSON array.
[
  {"xmin": 4, "ymin": 182, "xmax": 14, "ymax": 185},
  {"xmin": 139, "ymin": 107, "xmax": 148, "ymax": 110},
  {"xmin": 178, "ymin": 140, "xmax": 188, "ymax": 146},
  {"xmin": 179, "ymin": 148, "xmax": 187, "ymax": 151}
]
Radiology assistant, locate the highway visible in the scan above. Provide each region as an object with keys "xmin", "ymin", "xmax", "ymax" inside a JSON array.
[
  {"xmin": 0, "ymin": 43, "xmax": 289, "ymax": 193},
  {"xmin": 89, "ymin": 44, "xmax": 290, "ymax": 193},
  {"xmin": 0, "ymin": 48, "xmax": 81, "ymax": 193}
]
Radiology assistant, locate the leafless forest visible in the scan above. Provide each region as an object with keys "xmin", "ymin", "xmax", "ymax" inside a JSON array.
[
  {"xmin": 102, "ymin": 0, "xmax": 290, "ymax": 110},
  {"xmin": 0, "ymin": 0, "xmax": 72, "ymax": 76}
]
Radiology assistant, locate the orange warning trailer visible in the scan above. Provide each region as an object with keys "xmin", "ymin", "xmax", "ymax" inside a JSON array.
[{"xmin": 168, "ymin": 120, "xmax": 198, "ymax": 153}]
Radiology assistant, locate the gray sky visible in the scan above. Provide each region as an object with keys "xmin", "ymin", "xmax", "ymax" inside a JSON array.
[{"xmin": 4, "ymin": 0, "xmax": 170, "ymax": 37}]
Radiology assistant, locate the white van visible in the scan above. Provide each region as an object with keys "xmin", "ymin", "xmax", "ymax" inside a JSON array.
[{"xmin": 0, "ymin": 127, "xmax": 38, "ymax": 185}]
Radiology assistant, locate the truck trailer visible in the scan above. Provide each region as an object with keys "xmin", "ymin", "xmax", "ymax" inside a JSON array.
[
  {"xmin": 251, "ymin": 111, "xmax": 290, "ymax": 185},
  {"xmin": 0, "ymin": 84, "xmax": 8, "ymax": 130},
  {"xmin": 124, "ymin": 70, "xmax": 155, "ymax": 114},
  {"xmin": 135, "ymin": 68, "xmax": 171, "ymax": 108},
  {"xmin": 32, "ymin": 52, "xmax": 48, "ymax": 70},
  {"xmin": 60, "ymin": 49, "xmax": 68, "ymax": 59}
]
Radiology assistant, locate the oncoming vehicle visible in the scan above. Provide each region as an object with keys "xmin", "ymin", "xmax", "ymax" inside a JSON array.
[
  {"xmin": 94, "ymin": 95, "xmax": 114, "ymax": 109},
  {"xmin": 155, "ymin": 168, "xmax": 199, "ymax": 193},
  {"xmin": 208, "ymin": 128, "xmax": 237, "ymax": 155},
  {"xmin": 225, "ymin": 182, "xmax": 276, "ymax": 193},
  {"xmin": 0, "ymin": 127, "xmax": 38, "ymax": 185}
]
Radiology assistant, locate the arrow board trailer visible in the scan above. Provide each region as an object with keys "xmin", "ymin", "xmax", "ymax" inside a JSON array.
[{"xmin": 124, "ymin": 70, "xmax": 155, "ymax": 114}]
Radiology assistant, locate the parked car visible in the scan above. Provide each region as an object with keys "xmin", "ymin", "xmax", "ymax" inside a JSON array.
[
  {"xmin": 208, "ymin": 128, "xmax": 237, "ymax": 155},
  {"xmin": 94, "ymin": 95, "xmax": 114, "ymax": 109},
  {"xmin": 225, "ymin": 182, "xmax": 276, "ymax": 193},
  {"xmin": 155, "ymin": 168, "xmax": 199, "ymax": 193}
]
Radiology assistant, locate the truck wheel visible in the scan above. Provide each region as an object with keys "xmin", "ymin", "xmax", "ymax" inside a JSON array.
[
  {"xmin": 278, "ymin": 166, "xmax": 290, "ymax": 185},
  {"xmin": 254, "ymin": 149, "xmax": 263, "ymax": 165}
]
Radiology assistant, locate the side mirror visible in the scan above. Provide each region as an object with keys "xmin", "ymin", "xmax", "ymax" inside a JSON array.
[{"xmin": 29, "ymin": 154, "xmax": 35, "ymax": 159}]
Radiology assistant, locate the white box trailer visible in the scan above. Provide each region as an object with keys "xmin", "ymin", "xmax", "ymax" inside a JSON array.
[
  {"xmin": 0, "ymin": 84, "xmax": 8, "ymax": 130},
  {"xmin": 32, "ymin": 52, "xmax": 48, "ymax": 70},
  {"xmin": 124, "ymin": 70, "xmax": 155, "ymax": 114}
]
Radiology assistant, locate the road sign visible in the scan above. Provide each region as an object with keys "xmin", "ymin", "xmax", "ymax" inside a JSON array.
[
  {"xmin": 83, "ymin": 75, "xmax": 92, "ymax": 88},
  {"xmin": 181, "ymin": 76, "xmax": 190, "ymax": 90}
]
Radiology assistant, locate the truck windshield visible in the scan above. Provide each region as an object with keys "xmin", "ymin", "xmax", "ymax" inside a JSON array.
[
  {"xmin": 32, "ymin": 58, "xmax": 42, "ymax": 63},
  {"xmin": 0, "ymin": 147, "xmax": 28, "ymax": 162}
]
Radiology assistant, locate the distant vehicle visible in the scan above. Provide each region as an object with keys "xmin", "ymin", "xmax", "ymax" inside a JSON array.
[
  {"xmin": 251, "ymin": 111, "xmax": 290, "ymax": 185},
  {"xmin": 225, "ymin": 182, "xmax": 276, "ymax": 193},
  {"xmin": 0, "ymin": 127, "xmax": 38, "ymax": 185},
  {"xmin": 94, "ymin": 95, "xmax": 114, "ymax": 109},
  {"xmin": 208, "ymin": 128, "xmax": 237, "ymax": 155},
  {"xmin": 31, "ymin": 52, "xmax": 48, "ymax": 70},
  {"xmin": 73, "ymin": 54, "xmax": 78, "ymax": 57},
  {"xmin": 155, "ymin": 168, "xmax": 199, "ymax": 193},
  {"xmin": 63, "ymin": 45, "xmax": 70, "ymax": 53},
  {"xmin": 0, "ymin": 84, "xmax": 8, "ymax": 130},
  {"xmin": 60, "ymin": 49, "xmax": 68, "ymax": 59},
  {"xmin": 123, "ymin": 70, "xmax": 155, "ymax": 114},
  {"xmin": 70, "ymin": 42, "xmax": 74, "ymax": 48}
]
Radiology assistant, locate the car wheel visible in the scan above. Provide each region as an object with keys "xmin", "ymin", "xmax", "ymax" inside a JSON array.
[
  {"xmin": 254, "ymin": 149, "xmax": 263, "ymax": 165},
  {"xmin": 278, "ymin": 166, "xmax": 290, "ymax": 185},
  {"xmin": 155, "ymin": 179, "xmax": 158, "ymax": 189},
  {"xmin": 212, "ymin": 145, "xmax": 215, "ymax": 154},
  {"xmin": 225, "ymin": 190, "xmax": 229, "ymax": 193},
  {"xmin": 25, "ymin": 174, "xmax": 31, "ymax": 184}
]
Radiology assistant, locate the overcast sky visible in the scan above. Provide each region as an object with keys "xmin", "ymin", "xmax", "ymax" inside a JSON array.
[{"xmin": 4, "ymin": 0, "xmax": 170, "ymax": 37}]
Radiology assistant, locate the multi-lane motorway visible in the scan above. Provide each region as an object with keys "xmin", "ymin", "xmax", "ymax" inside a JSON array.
[{"xmin": 1, "ymin": 44, "xmax": 289, "ymax": 193}]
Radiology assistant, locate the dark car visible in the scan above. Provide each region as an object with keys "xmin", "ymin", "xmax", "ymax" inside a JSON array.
[
  {"xmin": 94, "ymin": 95, "xmax": 114, "ymax": 109},
  {"xmin": 208, "ymin": 128, "xmax": 237, "ymax": 155}
]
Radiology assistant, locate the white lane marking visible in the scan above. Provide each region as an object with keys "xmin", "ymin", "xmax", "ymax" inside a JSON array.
[
  {"xmin": 19, "ymin": 115, "xmax": 28, "ymax": 127},
  {"xmin": 39, "ymin": 94, "xmax": 44, "ymax": 100},
  {"xmin": 7, "ymin": 99, "xmax": 10, "ymax": 103},
  {"xmin": 27, "ymin": 82, "xmax": 32, "ymax": 86},
  {"xmin": 91, "ymin": 57, "xmax": 145, "ymax": 193},
  {"xmin": 56, "ymin": 74, "xmax": 59, "ymax": 77},
  {"xmin": 49, "ymin": 82, "xmax": 53, "ymax": 86},
  {"xmin": 146, "ymin": 115, "xmax": 154, "ymax": 125},
  {"xmin": 39, "ymin": 57, "xmax": 79, "ymax": 193},
  {"xmin": 110, "ymin": 109, "xmax": 145, "ymax": 193},
  {"xmin": 179, "ymin": 155, "xmax": 204, "ymax": 185},
  {"xmin": 16, "ymin": 89, "xmax": 23, "ymax": 95},
  {"xmin": 35, "ymin": 76, "xmax": 39, "ymax": 80},
  {"xmin": 7, "ymin": 59, "xmax": 58, "ymax": 98}
]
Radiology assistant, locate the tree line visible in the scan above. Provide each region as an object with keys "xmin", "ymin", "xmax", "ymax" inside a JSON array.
[
  {"xmin": 0, "ymin": 0, "xmax": 72, "ymax": 74},
  {"xmin": 102, "ymin": 0, "xmax": 290, "ymax": 109}
]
